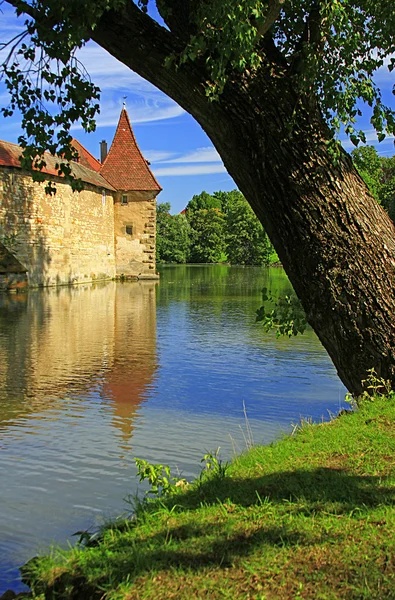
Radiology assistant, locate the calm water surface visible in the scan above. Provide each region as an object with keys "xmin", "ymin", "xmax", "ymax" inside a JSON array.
[{"xmin": 0, "ymin": 265, "xmax": 346, "ymax": 591}]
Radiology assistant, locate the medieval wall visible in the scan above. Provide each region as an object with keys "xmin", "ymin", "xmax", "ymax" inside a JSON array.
[
  {"xmin": 113, "ymin": 190, "xmax": 157, "ymax": 278},
  {"xmin": 0, "ymin": 167, "xmax": 116, "ymax": 287}
]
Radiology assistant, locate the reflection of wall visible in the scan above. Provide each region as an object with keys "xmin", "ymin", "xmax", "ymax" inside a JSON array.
[{"xmin": 0, "ymin": 281, "xmax": 157, "ymax": 442}]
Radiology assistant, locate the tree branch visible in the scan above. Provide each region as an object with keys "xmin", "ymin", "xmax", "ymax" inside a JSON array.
[
  {"xmin": 91, "ymin": 2, "xmax": 213, "ymax": 117},
  {"xmin": 156, "ymin": 0, "xmax": 195, "ymax": 39},
  {"xmin": 4, "ymin": 0, "xmax": 38, "ymax": 19},
  {"xmin": 255, "ymin": 0, "xmax": 285, "ymax": 39},
  {"xmin": 289, "ymin": 0, "xmax": 324, "ymax": 74}
]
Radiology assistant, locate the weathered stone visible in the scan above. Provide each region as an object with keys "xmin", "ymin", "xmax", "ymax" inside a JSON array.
[{"xmin": 0, "ymin": 109, "xmax": 159, "ymax": 287}]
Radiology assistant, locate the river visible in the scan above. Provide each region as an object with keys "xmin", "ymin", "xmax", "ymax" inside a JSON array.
[{"xmin": 0, "ymin": 265, "xmax": 346, "ymax": 592}]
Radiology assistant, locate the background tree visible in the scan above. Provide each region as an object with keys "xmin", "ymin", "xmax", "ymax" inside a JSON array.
[
  {"xmin": 352, "ymin": 148, "xmax": 395, "ymax": 222},
  {"xmin": 3, "ymin": 0, "xmax": 395, "ymax": 393},
  {"xmin": 351, "ymin": 146, "xmax": 383, "ymax": 202},
  {"xmin": 188, "ymin": 208, "xmax": 226, "ymax": 263},
  {"xmin": 185, "ymin": 191, "xmax": 222, "ymax": 214},
  {"xmin": 381, "ymin": 157, "xmax": 395, "ymax": 222},
  {"xmin": 156, "ymin": 202, "xmax": 191, "ymax": 263},
  {"xmin": 225, "ymin": 192, "xmax": 272, "ymax": 265}
]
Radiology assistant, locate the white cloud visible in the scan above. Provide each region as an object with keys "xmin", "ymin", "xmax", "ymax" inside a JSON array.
[
  {"xmin": 341, "ymin": 129, "xmax": 395, "ymax": 150},
  {"xmin": 67, "ymin": 42, "xmax": 186, "ymax": 127},
  {"xmin": 68, "ymin": 97, "xmax": 184, "ymax": 130},
  {"xmin": 372, "ymin": 53, "xmax": 395, "ymax": 84},
  {"xmin": 163, "ymin": 147, "xmax": 222, "ymax": 163},
  {"xmin": 142, "ymin": 150, "xmax": 178, "ymax": 163},
  {"xmin": 153, "ymin": 164, "xmax": 227, "ymax": 177},
  {"xmin": 76, "ymin": 44, "xmax": 155, "ymax": 94},
  {"xmin": 144, "ymin": 145, "xmax": 226, "ymax": 174},
  {"xmin": 142, "ymin": 146, "xmax": 223, "ymax": 164}
]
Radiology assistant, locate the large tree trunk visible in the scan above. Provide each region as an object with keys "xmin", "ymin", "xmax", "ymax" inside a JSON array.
[
  {"xmin": 93, "ymin": 7, "xmax": 395, "ymax": 395},
  {"xmin": 204, "ymin": 83, "xmax": 395, "ymax": 396}
]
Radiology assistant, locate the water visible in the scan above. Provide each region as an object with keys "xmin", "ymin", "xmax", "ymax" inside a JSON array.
[{"xmin": 0, "ymin": 265, "xmax": 346, "ymax": 592}]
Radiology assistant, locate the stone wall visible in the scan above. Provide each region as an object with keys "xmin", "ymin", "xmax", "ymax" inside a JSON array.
[
  {"xmin": 0, "ymin": 240, "xmax": 28, "ymax": 291},
  {"xmin": 113, "ymin": 191, "xmax": 157, "ymax": 279},
  {"xmin": 0, "ymin": 167, "xmax": 116, "ymax": 287}
]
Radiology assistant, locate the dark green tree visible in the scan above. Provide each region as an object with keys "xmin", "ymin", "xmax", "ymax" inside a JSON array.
[
  {"xmin": 156, "ymin": 202, "xmax": 191, "ymax": 263},
  {"xmin": 3, "ymin": 0, "xmax": 395, "ymax": 393},
  {"xmin": 351, "ymin": 146, "xmax": 383, "ymax": 201},
  {"xmin": 225, "ymin": 192, "xmax": 272, "ymax": 265},
  {"xmin": 185, "ymin": 191, "xmax": 222, "ymax": 214},
  {"xmin": 188, "ymin": 208, "xmax": 226, "ymax": 263},
  {"xmin": 379, "ymin": 156, "xmax": 395, "ymax": 222},
  {"xmin": 351, "ymin": 147, "xmax": 395, "ymax": 222}
]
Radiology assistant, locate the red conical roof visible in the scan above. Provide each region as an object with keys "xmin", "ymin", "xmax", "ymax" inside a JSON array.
[{"xmin": 100, "ymin": 108, "xmax": 161, "ymax": 193}]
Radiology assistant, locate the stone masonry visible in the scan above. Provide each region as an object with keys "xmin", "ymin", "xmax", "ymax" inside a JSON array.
[{"xmin": 0, "ymin": 108, "xmax": 161, "ymax": 289}]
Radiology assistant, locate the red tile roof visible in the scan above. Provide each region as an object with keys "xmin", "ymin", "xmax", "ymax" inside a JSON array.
[
  {"xmin": 0, "ymin": 140, "xmax": 115, "ymax": 191},
  {"xmin": 100, "ymin": 108, "xmax": 161, "ymax": 193},
  {"xmin": 71, "ymin": 138, "xmax": 101, "ymax": 172}
]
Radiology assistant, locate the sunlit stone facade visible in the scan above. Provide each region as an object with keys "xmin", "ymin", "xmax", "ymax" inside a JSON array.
[{"xmin": 0, "ymin": 108, "xmax": 161, "ymax": 290}]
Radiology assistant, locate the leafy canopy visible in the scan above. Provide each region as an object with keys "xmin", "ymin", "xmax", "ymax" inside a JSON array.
[{"xmin": 1, "ymin": 0, "xmax": 395, "ymax": 181}]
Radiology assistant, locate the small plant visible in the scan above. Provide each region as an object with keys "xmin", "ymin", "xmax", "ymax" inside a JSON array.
[
  {"xmin": 0, "ymin": 230, "xmax": 20, "ymax": 251},
  {"xmin": 361, "ymin": 368, "xmax": 393, "ymax": 397},
  {"xmin": 200, "ymin": 447, "xmax": 229, "ymax": 480},
  {"xmin": 344, "ymin": 368, "xmax": 394, "ymax": 407},
  {"xmin": 134, "ymin": 457, "xmax": 179, "ymax": 498}
]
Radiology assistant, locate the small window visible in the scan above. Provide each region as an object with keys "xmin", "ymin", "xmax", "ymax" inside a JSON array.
[
  {"xmin": 126, "ymin": 225, "xmax": 133, "ymax": 236},
  {"xmin": 102, "ymin": 190, "xmax": 106, "ymax": 206},
  {"xmin": 121, "ymin": 195, "xmax": 128, "ymax": 205}
]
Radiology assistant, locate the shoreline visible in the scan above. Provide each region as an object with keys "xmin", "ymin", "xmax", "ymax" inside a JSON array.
[{"xmin": 5, "ymin": 391, "xmax": 395, "ymax": 599}]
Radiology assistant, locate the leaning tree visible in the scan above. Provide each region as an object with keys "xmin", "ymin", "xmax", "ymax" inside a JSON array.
[{"xmin": 2, "ymin": 0, "xmax": 395, "ymax": 394}]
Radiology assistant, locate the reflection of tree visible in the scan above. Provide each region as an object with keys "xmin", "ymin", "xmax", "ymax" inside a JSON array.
[{"xmin": 156, "ymin": 264, "xmax": 292, "ymax": 307}]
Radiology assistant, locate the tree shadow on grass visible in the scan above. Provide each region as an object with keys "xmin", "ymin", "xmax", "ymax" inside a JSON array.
[
  {"xmin": 23, "ymin": 467, "xmax": 395, "ymax": 598},
  {"xmin": 177, "ymin": 466, "xmax": 395, "ymax": 511}
]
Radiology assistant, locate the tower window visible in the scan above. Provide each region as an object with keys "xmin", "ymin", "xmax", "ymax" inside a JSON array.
[
  {"xmin": 121, "ymin": 195, "xmax": 128, "ymax": 205},
  {"xmin": 126, "ymin": 225, "xmax": 133, "ymax": 236}
]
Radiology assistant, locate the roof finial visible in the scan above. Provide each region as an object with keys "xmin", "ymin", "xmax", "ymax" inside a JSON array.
[{"xmin": 123, "ymin": 96, "xmax": 127, "ymax": 108}]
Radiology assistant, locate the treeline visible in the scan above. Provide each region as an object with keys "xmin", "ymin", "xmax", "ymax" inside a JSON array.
[
  {"xmin": 351, "ymin": 146, "xmax": 395, "ymax": 221},
  {"xmin": 156, "ymin": 189, "xmax": 278, "ymax": 266},
  {"xmin": 157, "ymin": 150, "xmax": 395, "ymax": 266}
]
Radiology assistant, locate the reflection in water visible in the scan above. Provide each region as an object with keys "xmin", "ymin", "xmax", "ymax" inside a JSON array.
[
  {"xmin": 102, "ymin": 283, "xmax": 157, "ymax": 447},
  {"xmin": 0, "ymin": 281, "xmax": 158, "ymax": 592},
  {"xmin": 0, "ymin": 267, "xmax": 346, "ymax": 593},
  {"xmin": 0, "ymin": 282, "xmax": 157, "ymax": 438}
]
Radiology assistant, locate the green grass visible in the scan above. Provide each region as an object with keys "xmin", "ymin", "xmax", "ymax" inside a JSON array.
[{"xmin": 21, "ymin": 394, "xmax": 395, "ymax": 599}]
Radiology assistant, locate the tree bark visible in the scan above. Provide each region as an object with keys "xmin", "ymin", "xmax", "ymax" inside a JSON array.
[{"xmin": 89, "ymin": 5, "xmax": 395, "ymax": 395}]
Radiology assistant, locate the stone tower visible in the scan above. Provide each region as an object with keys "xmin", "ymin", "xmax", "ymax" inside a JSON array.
[{"xmin": 100, "ymin": 108, "xmax": 161, "ymax": 279}]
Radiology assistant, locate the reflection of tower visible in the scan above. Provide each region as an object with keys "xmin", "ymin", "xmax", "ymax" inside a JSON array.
[
  {"xmin": 102, "ymin": 281, "xmax": 158, "ymax": 446},
  {"xmin": 0, "ymin": 281, "xmax": 158, "ymax": 445}
]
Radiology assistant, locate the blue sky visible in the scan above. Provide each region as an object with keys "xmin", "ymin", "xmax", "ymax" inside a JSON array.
[{"xmin": 0, "ymin": 3, "xmax": 394, "ymax": 214}]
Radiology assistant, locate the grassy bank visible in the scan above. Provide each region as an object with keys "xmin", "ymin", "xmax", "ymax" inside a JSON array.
[{"xmin": 21, "ymin": 393, "xmax": 395, "ymax": 599}]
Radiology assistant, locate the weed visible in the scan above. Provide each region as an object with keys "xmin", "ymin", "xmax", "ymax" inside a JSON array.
[
  {"xmin": 134, "ymin": 457, "xmax": 179, "ymax": 498},
  {"xmin": 361, "ymin": 368, "xmax": 393, "ymax": 398},
  {"xmin": 200, "ymin": 447, "xmax": 229, "ymax": 480}
]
